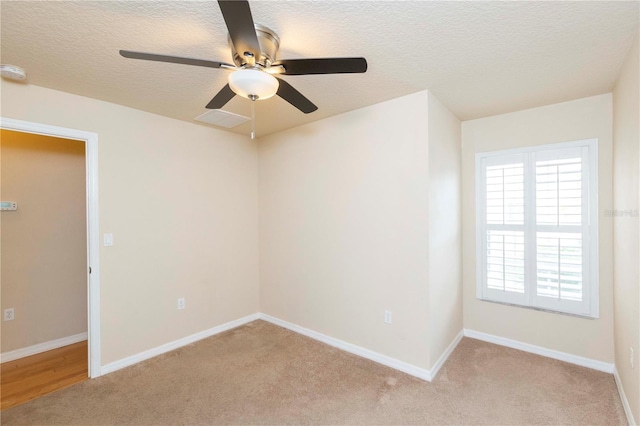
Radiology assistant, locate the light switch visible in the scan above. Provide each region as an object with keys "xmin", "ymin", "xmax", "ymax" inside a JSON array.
[{"xmin": 104, "ymin": 233, "xmax": 114, "ymax": 246}]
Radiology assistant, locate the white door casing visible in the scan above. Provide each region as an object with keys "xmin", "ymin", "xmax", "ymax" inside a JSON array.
[{"xmin": 0, "ymin": 117, "xmax": 101, "ymax": 378}]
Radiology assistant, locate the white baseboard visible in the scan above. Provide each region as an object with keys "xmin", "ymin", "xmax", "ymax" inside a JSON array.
[
  {"xmin": 463, "ymin": 329, "xmax": 615, "ymax": 373},
  {"xmin": 100, "ymin": 312, "xmax": 462, "ymax": 382},
  {"xmin": 1, "ymin": 332, "xmax": 88, "ymax": 363},
  {"xmin": 259, "ymin": 313, "xmax": 461, "ymax": 382},
  {"xmin": 614, "ymin": 367, "xmax": 637, "ymax": 426},
  {"xmin": 430, "ymin": 330, "xmax": 464, "ymax": 379},
  {"xmin": 100, "ymin": 313, "xmax": 260, "ymax": 375}
]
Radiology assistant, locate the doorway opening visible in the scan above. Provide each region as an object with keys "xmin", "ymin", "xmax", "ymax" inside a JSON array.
[{"xmin": 0, "ymin": 118, "xmax": 100, "ymax": 409}]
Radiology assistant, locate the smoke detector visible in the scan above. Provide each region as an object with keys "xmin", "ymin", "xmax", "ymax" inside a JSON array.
[{"xmin": 1, "ymin": 65, "xmax": 27, "ymax": 81}]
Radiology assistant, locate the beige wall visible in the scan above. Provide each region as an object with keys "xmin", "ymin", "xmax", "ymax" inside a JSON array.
[
  {"xmin": 613, "ymin": 33, "xmax": 639, "ymax": 422},
  {"xmin": 426, "ymin": 92, "xmax": 463, "ymax": 366},
  {"xmin": 3, "ymin": 73, "xmax": 623, "ymax": 386},
  {"xmin": 461, "ymin": 94, "xmax": 614, "ymax": 363},
  {"xmin": 1, "ymin": 81, "xmax": 260, "ymax": 365},
  {"xmin": 1, "ymin": 130, "xmax": 87, "ymax": 352},
  {"xmin": 258, "ymin": 90, "xmax": 463, "ymax": 370},
  {"xmin": 259, "ymin": 92, "xmax": 432, "ymax": 368}
]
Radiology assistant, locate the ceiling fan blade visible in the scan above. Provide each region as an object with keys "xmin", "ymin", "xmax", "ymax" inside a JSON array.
[
  {"xmin": 120, "ymin": 50, "xmax": 234, "ymax": 69},
  {"xmin": 276, "ymin": 78, "xmax": 318, "ymax": 114},
  {"xmin": 274, "ymin": 58, "xmax": 368, "ymax": 75},
  {"xmin": 206, "ymin": 84, "xmax": 236, "ymax": 109},
  {"xmin": 218, "ymin": 0, "xmax": 261, "ymax": 59}
]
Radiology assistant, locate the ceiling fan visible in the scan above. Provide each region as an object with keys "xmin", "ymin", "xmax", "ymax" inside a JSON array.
[{"xmin": 120, "ymin": 0, "xmax": 368, "ymax": 134}]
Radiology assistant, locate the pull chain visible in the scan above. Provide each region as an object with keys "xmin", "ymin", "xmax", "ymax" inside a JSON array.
[{"xmin": 249, "ymin": 95, "xmax": 257, "ymax": 140}]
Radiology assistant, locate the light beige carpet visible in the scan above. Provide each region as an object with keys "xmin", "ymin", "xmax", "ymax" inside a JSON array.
[{"xmin": 1, "ymin": 320, "xmax": 626, "ymax": 425}]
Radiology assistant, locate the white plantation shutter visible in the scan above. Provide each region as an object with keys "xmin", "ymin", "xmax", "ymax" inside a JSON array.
[
  {"xmin": 479, "ymin": 154, "xmax": 527, "ymax": 305},
  {"xmin": 536, "ymin": 232, "xmax": 583, "ymax": 299},
  {"xmin": 476, "ymin": 140, "xmax": 598, "ymax": 317},
  {"xmin": 486, "ymin": 162, "xmax": 524, "ymax": 226},
  {"xmin": 486, "ymin": 230, "xmax": 525, "ymax": 294},
  {"xmin": 532, "ymin": 146, "xmax": 592, "ymax": 314}
]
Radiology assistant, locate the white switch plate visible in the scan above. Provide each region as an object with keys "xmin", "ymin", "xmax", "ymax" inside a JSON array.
[
  {"xmin": 177, "ymin": 298, "xmax": 185, "ymax": 310},
  {"xmin": 104, "ymin": 233, "xmax": 114, "ymax": 246},
  {"xmin": 384, "ymin": 310, "xmax": 392, "ymax": 324},
  {"xmin": 4, "ymin": 308, "xmax": 15, "ymax": 321}
]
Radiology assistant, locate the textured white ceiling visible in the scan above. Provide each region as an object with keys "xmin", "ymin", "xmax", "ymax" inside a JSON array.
[{"xmin": 1, "ymin": 1, "xmax": 638, "ymax": 137}]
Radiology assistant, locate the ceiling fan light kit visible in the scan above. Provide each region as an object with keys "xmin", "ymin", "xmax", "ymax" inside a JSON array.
[
  {"xmin": 228, "ymin": 69, "xmax": 279, "ymax": 100},
  {"xmin": 119, "ymin": 0, "xmax": 368, "ymax": 138}
]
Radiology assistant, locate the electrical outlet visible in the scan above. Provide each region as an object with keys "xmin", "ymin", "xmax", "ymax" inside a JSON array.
[
  {"xmin": 384, "ymin": 310, "xmax": 392, "ymax": 324},
  {"xmin": 4, "ymin": 308, "xmax": 15, "ymax": 321},
  {"xmin": 177, "ymin": 298, "xmax": 185, "ymax": 310},
  {"xmin": 631, "ymin": 347, "xmax": 634, "ymax": 369}
]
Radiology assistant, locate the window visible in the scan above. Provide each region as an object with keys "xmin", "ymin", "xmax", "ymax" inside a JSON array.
[{"xmin": 476, "ymin": 139, "xmax": 598, "ymax": 317}]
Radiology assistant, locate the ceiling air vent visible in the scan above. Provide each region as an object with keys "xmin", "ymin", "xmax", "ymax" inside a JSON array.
[{"xmin": 194, "ymin": 110, "xmax": 249, "ymax": 128}]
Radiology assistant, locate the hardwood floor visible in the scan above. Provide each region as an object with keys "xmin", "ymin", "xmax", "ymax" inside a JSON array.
[{"xmin": 1, "ymin": 341, "xmax": 88, "ymax": 410}]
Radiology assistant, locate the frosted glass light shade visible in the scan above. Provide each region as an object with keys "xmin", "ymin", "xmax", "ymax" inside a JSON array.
[{"xmin": 228, "ymin": 69, "xmax": 279, "ymax": 100}]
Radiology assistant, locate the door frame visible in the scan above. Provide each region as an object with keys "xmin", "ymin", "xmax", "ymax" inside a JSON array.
[{"xmin": 0, "ymin": 117, "xmax": 101, "ymax": 378}]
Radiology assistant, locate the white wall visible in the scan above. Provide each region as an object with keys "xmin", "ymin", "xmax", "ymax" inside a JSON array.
[
  {"xmin": 259, "ymin": 92, "xmax": 432, "ymax": 368},
  {"xmin": 613, "ymin": 33, "xmax": 639, "ymax": 422},
  {"xmin": 427, "ymin": 92, "xmax": 463, "ymax": 365},
  {"xmin": 1, "ymin": 81, "xmax": 260, "ymax": 366},
  {"xmin": 462, "ymin": 94, "xmax": 614, "ymax": 363}
]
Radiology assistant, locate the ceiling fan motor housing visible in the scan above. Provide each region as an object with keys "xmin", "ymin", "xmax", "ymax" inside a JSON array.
[{"xmin": 229, "ymin": 24, "xmax": 280, "ymax": 68}]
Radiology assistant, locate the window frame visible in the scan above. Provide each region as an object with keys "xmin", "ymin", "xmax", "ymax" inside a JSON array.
[{"xmin": 475, "ymin": 139, "xmax": 599, "ymax": 318}]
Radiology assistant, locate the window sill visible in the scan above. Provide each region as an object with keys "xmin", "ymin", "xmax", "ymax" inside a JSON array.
[{"xmin": 477, "ymin": 297, "xmax": 598, "ymax": 320}]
